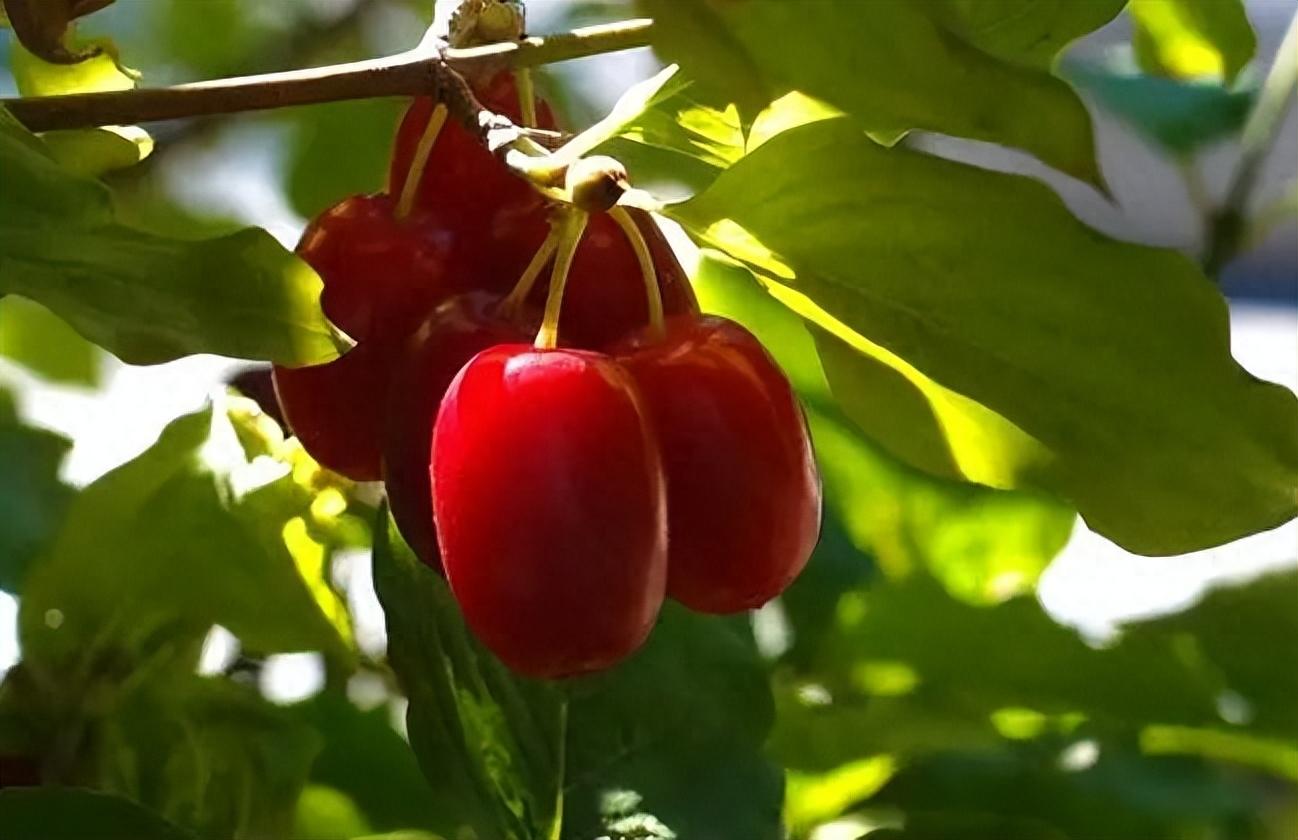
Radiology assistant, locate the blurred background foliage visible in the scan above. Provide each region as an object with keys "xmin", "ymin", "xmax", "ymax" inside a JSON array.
[{"xmin": 0, "ymin": 1, "xmax": 1295, "ymax": 839}]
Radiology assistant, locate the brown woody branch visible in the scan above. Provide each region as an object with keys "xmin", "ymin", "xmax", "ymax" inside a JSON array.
[{"xmin": 1, "ymin": 19, "xmax": 653, "ymax": 134}]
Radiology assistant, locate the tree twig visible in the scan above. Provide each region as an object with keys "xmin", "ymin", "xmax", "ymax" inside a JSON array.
[
  {"xmin": 1203, "ymin": 7, "xmax": 1298, "ymax": 277},
  {"xmin": 1, "ymin": 18, "xmax": 653, "ymax": 133}
]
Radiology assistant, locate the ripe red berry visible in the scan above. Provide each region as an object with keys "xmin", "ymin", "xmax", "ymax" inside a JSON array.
[
  {"xmin": 273, "ymin": 194, "xmax": 470, "ymax": 480},
  {"xmin": 616, "ymin": 315, "xmax": 821, "ymax": 613},
  {"xmin": 552, "ymin": 209, "xmax": 699, "ymax": 349},
  {"xmin": 383, "ymin": 292, "xmax": 534, "ymax": 567},
  {"xmin": 273, "ymin": 341, "xmax": 387, "ymax": 481},
  {"xmin": 432, "ymin": 344, "xmax": 667, "ymax": 678},
  {"xmin": 296, "ymin": 193, "xmax": 463, "ymax": 341},
  {"xmin": 388, "ymin": 71, "xmax": 556, "ymax": 222}
]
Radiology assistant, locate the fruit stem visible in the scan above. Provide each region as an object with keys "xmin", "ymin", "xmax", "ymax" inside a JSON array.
[
  {"xmin": 516, "ymin": 66, "xmax": 538, "ymax": 129},
  {"xmin": 610, "ymin": 206, "xmax": 664, "ymax": 340},
  {"xmin": 502, "ymin": 222, "xmax": 560, "ymax": 317},
  {"xmin": 394, "ymin": 102, "xmax": 448, "ymax": 220},
  {"xmin": 534, "ymin": 209, "xmax": 589, "ymax": 350}
]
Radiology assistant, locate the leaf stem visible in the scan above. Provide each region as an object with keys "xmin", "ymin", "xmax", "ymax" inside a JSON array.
[{"xmin": 1204, "ymin": 7, "xmax": 1298, "ymax": 276}]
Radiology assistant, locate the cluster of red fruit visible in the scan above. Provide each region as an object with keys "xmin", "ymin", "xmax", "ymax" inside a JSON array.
[{"xmin": 273, "ymin": 70, "xmax": 821, "ymax": 679}]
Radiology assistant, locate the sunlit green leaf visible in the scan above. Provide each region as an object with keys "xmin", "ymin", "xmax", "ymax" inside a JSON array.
[
  {"xmin": 0, "ymin": 388, "xmax": 72, "ymax": 593},
  {"xmin": 639, "ymin": 0, "xmax": 1106, "ymax": 186},
  {"xmin": 294, "ymin": 785, "xmax": 373, "ymax": 840},
  {"xmin": 670, "ymin": 119, "xmax": 1298, "ymax": 555},
  {"xmin": 19, "ymin": 399, "xmax": 353, "ymax": 673},
  {"xmin": 0, "ymin": 295, "xmax": 101, "ymax": 385},
  {"xmin": 692, "ymin": 254, "xmax": 1073, "ymax": 604},
  {"xmin": 0, "ymin": 108, "xmax": 340, "ymax": 366},
  {"xmin": 927, "ymin": 0, "xmax": 1126, "ymax": 69},
  {"xmin": 1130, "ymin": 0, "xmax": 1256, "ymax": 82},
  {"xmin": 0, "ymin": 788, "xmax": 197, "ymax": 840}
]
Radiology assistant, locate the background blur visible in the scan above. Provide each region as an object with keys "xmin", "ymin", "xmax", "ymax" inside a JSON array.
[{"xmin": 1, "ymin": 1, "xmax": 1295, "ymax": 838}]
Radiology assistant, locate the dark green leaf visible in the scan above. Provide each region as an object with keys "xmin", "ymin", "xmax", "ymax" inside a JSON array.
[
  {"xmin": 373, "ymin": 506, "xmax": 785, "ymax": 840},
  {"xmin": 1129, "ymin": 0, "xmax": 1256, "ymax": 83},
  {"xmin": 0, "ymin": 388, "xmax": 73, "ymax": 592},
  {"xmin": 1066, "ymin": 63, "xmax": 1254, "ymax": 154},
  {"xmin": 290, "ymin": 691, "xmax": 445, "ymax": 833},
  {"xmin": 0, "ymin": 108, "xmax": 340, "ymax": 366},
  {"xmin": 638, "ymin": 0, "xmax": 1106, "ymax": 186},
  {"xmin": 372, "ymin": 508, "xmax": 563, "ymax": 840},
  {"xmin": 669, "ymin": 119, "xmax": 1298, "ymax": 555},
  {"xmin": 96, "ymin": 675, "xmax": 322, "ymax": 840},
  {"xmin": 0, "ymin": 788, "xmax": 197, "ymax": 840},
  {"xmin": 0, "ymin": 295, "xmax": 101, "ymax": 385},
  {"xmin": 19, "ymin": 400, "xmax": 352, "ymax": 672}
]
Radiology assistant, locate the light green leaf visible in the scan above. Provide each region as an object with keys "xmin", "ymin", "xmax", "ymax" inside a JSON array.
[
  {"xmin": 693, "ymin": 254, "xmax": 1073, "ymax": 605},
  {"xmin": 669, "ymin": 119, "xmax": 1298, "ymax": 555},
  {"xmin": 284, "ymin": 97, "xmax": 406, "ymax": 218},
  {"xmin": 0, "ymin": 108, "xmax": 340, "ymax": 366},
  {"xmin": 19, "ymin": 399, "xmax": 353, "ymax": 672},
  {"xmin": 638, "ymin": 0, "xmax": 1106, "ymax": 186},
  {"xmin": 0, "ymin": 294, "xmax": 101, "ymax": 384},
  {"xmin": 1130, "ymin": 0, "xmax": 1257, "ymax": 82},
  {"xmin": 0, "ymin": 788, "xmax": 197, "ymax": 840},
  {"xmin": 0, "ymin": 388, "xmax": 73, "ymax": 593},
  {"xmin": 928, "ymin": 0, "xmax": 1126, "ymax": 69}
]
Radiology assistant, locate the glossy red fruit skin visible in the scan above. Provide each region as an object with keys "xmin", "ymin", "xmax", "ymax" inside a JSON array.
[
  {"xmin": 615, "ymin": 315, "xmax": 821, "ymax": 613},
  {"xmin": 432, "ymin": 345, "xmax": 667, "ymax": 678},
  {"xmin": 383, "ymin": 292, "xmax": 534, "ymax": 568},
  {"xmin": 273, "ymin": 341, "xmax": 386, "ymax": 481},
  {"xmin": 297, "ymin": 193, "xmax": 463, "ymax": 341},
  {"xmin": 553, "ymin": 209, "xmax": 699, "ymax": 349},
  {"xmin": 389, "ymin": 71, "xmax": 556, "ymax": 222}
]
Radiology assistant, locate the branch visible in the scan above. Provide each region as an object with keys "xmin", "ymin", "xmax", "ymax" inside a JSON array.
[
  {"xmin": 1203, "ymin": 7, "xmax": 1298, "ymax": 276},
  {"xmin": 1, "ymin": 19, "xmax": 654, "ymax": 133}
]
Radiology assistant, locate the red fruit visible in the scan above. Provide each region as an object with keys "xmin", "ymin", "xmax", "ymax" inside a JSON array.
[
  {"xmin": 432, "ymin": 345, "xmax": 667, "ymax": 678},
  {"xmin": 615, "ymin": 315, "xmax": 821, "ymax": 613},
  {"xmin": 273, "ymin": 341, "xmax": 386, "ymax": 481},
  {"xmin": 383, "ymin": 292, "xmax": 534, "ymax": 566},
  {"xmin": 298, "ymin": 193, "xmax": 464, "ymax": 341},
  {"xmin": 555, "ymin": 210, "xmax": 699, "ymax": 349},
  {"xmin": 389, "ymin": 71, "xmax": 556, "ymax": 222}
]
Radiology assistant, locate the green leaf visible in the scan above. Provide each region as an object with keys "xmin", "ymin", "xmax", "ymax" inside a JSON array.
[
  {"xmin": 19, "ymin": 398, "xmax": 352, "ymax": 673},
  {"xmin": 0, "ymin": 388, "xmax": 73, "ymax": 593},
  {"xmin": 692, "ymin": 254, "xmax": 1073, "ymax": 605},
  {"xmin": 668, "ymin": 119, "xmax": 1298, "ymax": 555},
  {"xmin": 0, "ymin": 788, "xmax": 198, "ymax": 840},
  {"xmin": 0, "ymin": 108, "xmax": 341, "ymax": 367},
  {"xmin": 293, "ymin": 785, "xmax": 373, "ymax": 840},
  {"xmin": 290, "ymin": 691, "xmax": 445, "ymax": 833},
  {"xmin": 1066, "ymin": 62, "xmax": 1254, "ymax": 155},
  {"xmin": 0, "ymin": 295, "xmax": 101, "ymax": 384},
  {"xmin": 638, "ymin": 0, "xmax": 1106, "ymax": 187},
  {"xmin": 372, "ymin": 508, "xmax": 563, "ymax": 840},
  {"xmin": 283, "ymin": 97, "xmax": 406, "ymax": 218},
  {"xmin": 1129, "ymin": 0, "xmax": 1257, "ymax": 83},
  {"xmin": 373, "ymin": 508, "xmax": 784, "ymax": 840},
  {"xmin": 925, "ymin": 0, "xmax": 1126, "ymax": 69}
]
